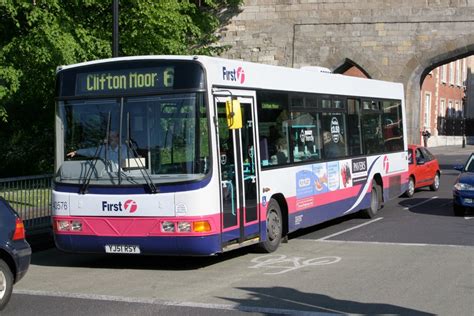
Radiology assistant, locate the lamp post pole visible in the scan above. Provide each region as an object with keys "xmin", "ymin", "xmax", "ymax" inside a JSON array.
[{"xmin": 112, "ymin": 0, "xmax": 119, "ymax": 57}]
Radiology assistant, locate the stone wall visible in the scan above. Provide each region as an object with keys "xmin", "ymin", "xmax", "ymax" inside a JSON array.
[{"xmin": 219, "ymin": 0, "xmax": 474, "ymax": 144}]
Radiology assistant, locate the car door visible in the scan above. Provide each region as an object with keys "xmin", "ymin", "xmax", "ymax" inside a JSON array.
[
  {"xmin": 414, "ymin": 147, "xmax": 431, "ymax": 187},
  {"xmin": 419, "ymin": 147, "xmax": 436, "ymax": 183}
]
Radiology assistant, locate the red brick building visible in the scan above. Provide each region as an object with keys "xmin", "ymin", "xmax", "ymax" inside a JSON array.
[
  {"xmin": 342, "ymin": 58, "xmax": 470, "ymax": 146},
  {"xmin": 420, "ymin": 58, "xmax": 469, "ymax": 146}
]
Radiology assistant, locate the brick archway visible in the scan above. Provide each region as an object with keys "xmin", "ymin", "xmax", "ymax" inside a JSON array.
[
  {"xmin": 404, "ymin": 39, "xmax": 474, "ymax": 143},
  {"xmin": 219, "ymin": 0, "xmax": 474, "ymax": 143}
]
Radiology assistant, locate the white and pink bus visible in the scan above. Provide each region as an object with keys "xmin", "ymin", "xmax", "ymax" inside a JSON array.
[{"xmin": 52, "ymin": 56, "xmax": 408, "ymax": 255}]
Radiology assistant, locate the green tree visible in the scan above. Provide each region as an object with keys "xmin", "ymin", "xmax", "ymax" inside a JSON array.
[{"xmin": 0, "ymin": 0, "xmax": 241, "ymax": 176}]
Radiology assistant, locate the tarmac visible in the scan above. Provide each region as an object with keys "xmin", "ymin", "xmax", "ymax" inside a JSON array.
[{"xmin": 26, "ymin": 144, "xmax": 473, "ymax": 252}]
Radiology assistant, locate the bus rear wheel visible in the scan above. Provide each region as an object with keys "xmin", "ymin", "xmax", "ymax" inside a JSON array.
[
  {"xmin": 259, "ymin": 199, "xmax": 282, "ymax": 253},
  {"xmin": 362, "ymin": 182, "xmax": 381, "ymax": 218}
]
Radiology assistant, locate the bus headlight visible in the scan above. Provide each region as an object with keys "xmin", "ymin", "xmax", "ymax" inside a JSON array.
[
  {"xmin": 161, "ymin": 221, "xmax": 175, "ymax": 232},
  {"xmin": 178, "ymin": 222, "xmax": 192, "ymax": 232},
  {"xmin": 56, "ymin": 220, "xmax": 71, "ymax": 231},
  {"xmin": 71, "ymin": 221, "xmax": 83, "ymax": 232}
]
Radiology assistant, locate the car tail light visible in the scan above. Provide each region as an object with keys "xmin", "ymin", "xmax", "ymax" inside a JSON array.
[{"xmin": 13, "ymin": 217, "xmax": 26, "ymax": 240}]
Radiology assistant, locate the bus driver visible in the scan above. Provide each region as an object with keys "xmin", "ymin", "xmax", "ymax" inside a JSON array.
[{"xmin": 66, "ymin": 131, "xmax": 130, "ymax": 171}]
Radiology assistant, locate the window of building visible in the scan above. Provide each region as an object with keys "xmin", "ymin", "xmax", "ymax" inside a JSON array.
[
  {"xmin": 441, "ymin": 65, "xmax": 447, "ymax": 83},
  {"xmin": 424, "ymin": 93, "xmax": 431, "ymax": 127},
  {"xmin": 440, "ymin": 99, "xmax": 446, "ymax": 117},
  {"xmin": 449, "ymin": 62, "xmax": 455, "ymax": 85},
  {"xmin": 448, "ymin": 100, "xmax": 453, "ymax": 117},
  {"xmin": 455, "ymin": 101, "xmax": 462, "ymax": 117},
  {"xmin": 462, "ymin": 58, "xmax": 467, "ymax": 86},
  {"xmin": 456, "ymin": 60, "xmax": 461, "ymax": 86}
]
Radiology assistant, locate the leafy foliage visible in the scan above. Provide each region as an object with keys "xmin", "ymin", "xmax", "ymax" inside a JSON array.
[{"xmin": 0, "ymin": 0, "xmax": 241, "ymax": 176}]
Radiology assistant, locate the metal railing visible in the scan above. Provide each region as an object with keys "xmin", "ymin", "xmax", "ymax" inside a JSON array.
[
  {"xmin": 0, "ymin": 174, "xmax": 53, "ymax": 232},
  {"xmin": 437, "ymin": 117, "xmax": 474, "ymax": 136}
]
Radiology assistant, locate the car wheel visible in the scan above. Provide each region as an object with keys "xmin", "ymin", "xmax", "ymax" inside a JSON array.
[
  {"xmin": 404, "ymin": 177, "xmax": 415, "ymax": 198},
  {"xmin": 362, "ymin": 182, "xmax": 381, "ymax": 218},
  {"xmin": 453, "ymin": 204, "xmax": 464, "ymax": 217},
  {"xmin": 259, "ymin": 199, "xmax": 282, "ymax": 253},
  {"xmin": 0, "ymin": 259, "xmax": 13, "ymax": 311},
  {"xmin": 430, "ymin": 172, "xmax": 440, "ymax": 191}
]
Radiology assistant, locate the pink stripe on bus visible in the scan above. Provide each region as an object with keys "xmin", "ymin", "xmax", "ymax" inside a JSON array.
[{"xmin": 53, "ymin": 214, "xmax": 221, "ymax": 237}]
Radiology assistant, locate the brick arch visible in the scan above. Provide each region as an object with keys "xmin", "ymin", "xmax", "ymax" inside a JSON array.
[
  {"xmin": 333, "ymin": 58, "xmax": 371, "ymax": 79},
  {"xmin": 219, "ymin": 0, "xmax": 474, "ymax": 144},
  {"xmin": 404, "ymin": 38, "xmax": 474, "ymax": 144}
]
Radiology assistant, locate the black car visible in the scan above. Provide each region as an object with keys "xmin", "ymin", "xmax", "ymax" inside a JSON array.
[{"xmin": 0, "ymin": 197, "xmax": 31, "ymax": 310}]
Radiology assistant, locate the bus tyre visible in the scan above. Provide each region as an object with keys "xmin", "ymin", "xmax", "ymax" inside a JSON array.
[
  {"xmin": 404, "ymin": 177, "xmax": 415, "ymax": 198},
  {"xmin": 0, "ymin": 259, "xmax": 13, "ymax": 311},
  {"xmin": 430, "ymin": 172, "xmax": 440, "ymax": 191},
  {"xmin": 362, "ymin": 183, "xmax": 381, "ymax": 218},
  {"xmin": 259, "ymin": 199, "xmax": 282, "ymax": 253}
]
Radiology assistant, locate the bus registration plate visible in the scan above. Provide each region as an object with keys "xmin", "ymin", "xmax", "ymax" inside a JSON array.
[{"xmin": 105, "ymin": 244, "xmax": 141, "ymax": 254}]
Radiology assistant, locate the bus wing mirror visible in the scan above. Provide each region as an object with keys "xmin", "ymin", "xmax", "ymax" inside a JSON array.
[{"xmin": 226, "ymin": 99, "xmax": 242, "ymax": 129}]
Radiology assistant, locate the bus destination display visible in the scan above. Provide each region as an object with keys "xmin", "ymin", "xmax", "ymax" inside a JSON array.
[{"xmin": 75, "ymin": 67, "xmax": 174, "ymax": 95}]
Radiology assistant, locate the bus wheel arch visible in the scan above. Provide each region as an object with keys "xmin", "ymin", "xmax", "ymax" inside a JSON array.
[
  {"xmin": 372, "ymin": 173, "xmax": 384, "ymax": 204},
  {"xmin": 271, "ymin": 193, "xmax": 288, "ymax": 237},
  {"xmin": 258, "ymin": 194, "xmax": 287, "ymax": 253},
  {"xmin": 361, "ymin": 176, "xmax": 383, "ymax": 218}
]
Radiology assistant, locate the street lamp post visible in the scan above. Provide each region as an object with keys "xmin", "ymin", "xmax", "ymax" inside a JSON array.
[{"xmin": 112, "ymin": 0, "xmax": 119, "ymax": 57}]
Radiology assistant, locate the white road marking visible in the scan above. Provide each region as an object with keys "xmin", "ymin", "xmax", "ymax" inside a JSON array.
[
  {"xmin": 403, "ymin": 196, "xmax": 438, "ymax": 210},
  {"xmin": 12, "ymin": 289, "xmax": 332, "ymax": 315},
  {"xmin": 465, "ymin": 216, "xmax": 473, "ymax": 220},
  {"xmin": 249, "ymin": 255, "xmax": 341, "ymax": 274},
  {"xmin": 317, "ymin": 217, "xmax": 383, "ymax": 241},
  {"xmin": 316, "ymin": 239, "xmax": 473, "ymax": 249}
]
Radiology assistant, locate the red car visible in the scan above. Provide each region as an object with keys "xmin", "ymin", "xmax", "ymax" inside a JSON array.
[{"xmin": 404, "ymin": 144, "xmax": 441, "ymax": 197}]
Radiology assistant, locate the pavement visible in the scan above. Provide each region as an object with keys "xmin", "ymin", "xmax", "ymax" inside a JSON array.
[{"xmin": 427, "ymin": 144, "xmax": 474, "ymax": 156}]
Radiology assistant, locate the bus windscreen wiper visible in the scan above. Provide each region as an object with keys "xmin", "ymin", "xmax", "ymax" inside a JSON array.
[
  {"xmin": 125, "ymin": 113, "xmax": 158, "ymax": 194},
  {"xmin": 79, "ymin": 140, "xmax": 105, "ymax": 194},
  {"xmin": 80, "ymin": 112, "xmax": 111, "ymax": 194}
]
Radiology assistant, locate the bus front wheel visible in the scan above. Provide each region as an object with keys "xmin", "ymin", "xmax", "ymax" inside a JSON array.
[{"xmin": 259, "ymin": 199, "xmax": 282, "ymax": 253}]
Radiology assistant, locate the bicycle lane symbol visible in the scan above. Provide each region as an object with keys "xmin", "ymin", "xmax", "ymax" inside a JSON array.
[{"xmin": 249, "ymin": 255, "xmax": 342, "ymax": 275}]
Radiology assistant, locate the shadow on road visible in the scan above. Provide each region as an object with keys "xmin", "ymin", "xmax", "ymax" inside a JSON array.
[
  {"xmin": 220, "ymin": 286, "xmax": 434, "ymax": 315},
  {"xmin": 30, "ymin": 244, "xmax": 254, "ymax": 270},
  {"xmin": 398, "ymin": 197, "xmax": 455, "ymax": 216}
]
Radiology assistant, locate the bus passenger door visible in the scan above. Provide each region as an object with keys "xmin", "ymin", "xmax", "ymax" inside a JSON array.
[{"xmin": 214, "ymin": 94, "xmax": 259, "ymax": 247}]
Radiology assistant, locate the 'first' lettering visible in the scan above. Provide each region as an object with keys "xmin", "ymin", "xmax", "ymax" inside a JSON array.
[
  {"xmin": 222, "ymin": 67, "xmax": 236, "ymax": 81},
  {"xmin": 102, "ymin": 201, "xmax": 123, "ymax": 212}
]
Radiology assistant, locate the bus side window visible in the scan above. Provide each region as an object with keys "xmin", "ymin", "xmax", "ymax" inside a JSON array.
[{"xmin": 257, "ymin": 91, "xmax": 289, "ymax": 167}]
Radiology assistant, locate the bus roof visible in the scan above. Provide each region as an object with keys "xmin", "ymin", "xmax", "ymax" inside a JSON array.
[{"xmin": 57, "ymin": 55, "xmax": 404, "ymax": 100}]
